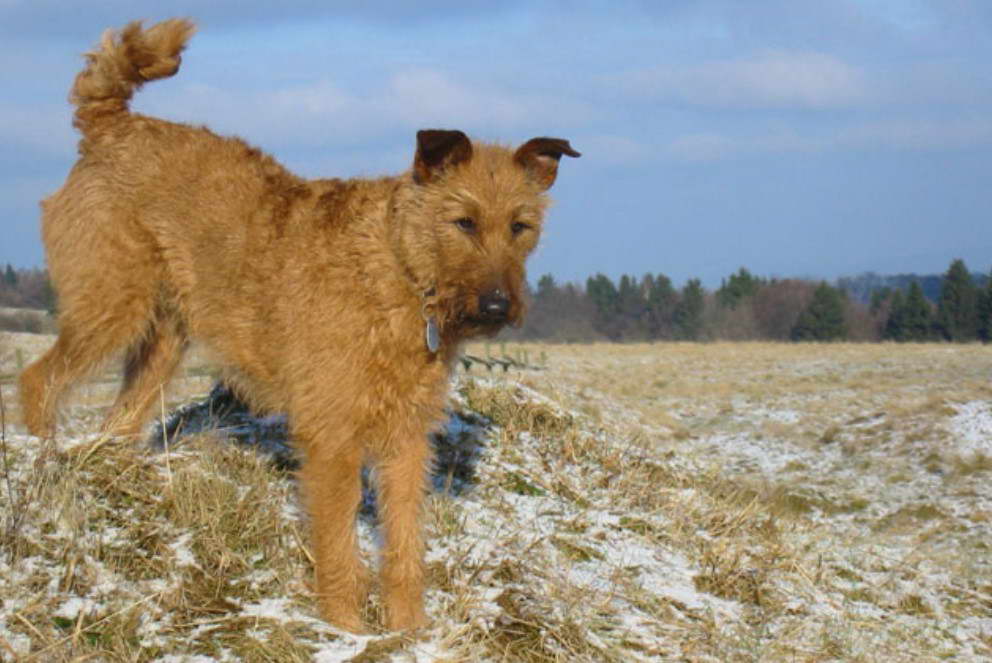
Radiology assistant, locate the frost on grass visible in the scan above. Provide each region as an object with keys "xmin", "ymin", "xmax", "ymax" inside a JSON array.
[
  {"xmin": 2, "ymin": 340, "xmax": 992, "ymax": 661},
  {"xmin": 949, "ymin": 400, "xmax": 992, "ymax": 456}
]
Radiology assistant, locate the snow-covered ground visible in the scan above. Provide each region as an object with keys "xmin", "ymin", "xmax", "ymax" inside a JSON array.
[{"xmin": 1, "ymin": 337, "xmax": 991, "ymax": 661}]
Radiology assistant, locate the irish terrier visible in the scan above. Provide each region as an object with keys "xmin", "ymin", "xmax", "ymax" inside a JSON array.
[{"xmin": 18, "ymin": 19, "xmax": 578, "ymax": 632}]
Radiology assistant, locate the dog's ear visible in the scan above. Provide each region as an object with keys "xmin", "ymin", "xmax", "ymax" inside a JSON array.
[
  {"xmin": 514, "ymin": 137, "xmax": 581, "ymax": 190},
  {"xmin": 413, "ymin": 129, "xmax": 473, "ymax": 184}
]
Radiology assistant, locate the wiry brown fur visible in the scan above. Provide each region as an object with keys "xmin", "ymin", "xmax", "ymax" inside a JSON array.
[{"xmin": 19, "ymin": 19, "xmax": 578, "ymax": 632}]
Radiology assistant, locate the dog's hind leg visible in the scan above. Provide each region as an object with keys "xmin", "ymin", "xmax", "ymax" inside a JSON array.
[
  {"xmin": 19, "ymin": 330, "xmax": 85, "ymax": 438},
  {"xmin": 19, "ymin": 261, "xmax": 161, "ymax": 438},
  {"xmin": 102, "ymin": 309, "xmax": 188, "ymax": 440},
  {"xmin": 19, "ymin": 311, "xmax": 151, "ymax": 438}
]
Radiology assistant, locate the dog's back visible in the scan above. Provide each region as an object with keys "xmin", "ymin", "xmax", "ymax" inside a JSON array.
[
  {"xmin": 27, "ymin": 20, "xmax": 318, "ymax": 434},
  {"xmin": 46, "ymin": 21, "xmax": 304, "ymax": 358}
]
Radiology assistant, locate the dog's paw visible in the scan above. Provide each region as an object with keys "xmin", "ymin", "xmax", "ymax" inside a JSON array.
[
  {"xmin": 321, "ymin": 605, "xmax": 368, "ymax": 634},
  {"xmin": 384, "ymin": 598, "xmax": 430, "ymax": 632}
]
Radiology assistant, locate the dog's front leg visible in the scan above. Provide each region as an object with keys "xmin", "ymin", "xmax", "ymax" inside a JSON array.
[
  {"xmin": 377, "ymin": 431, "xmax": 432, "ymax": 631},
  {"xmin": 298, "ymin": 431, "xmax": 369, "ymax": 633}
]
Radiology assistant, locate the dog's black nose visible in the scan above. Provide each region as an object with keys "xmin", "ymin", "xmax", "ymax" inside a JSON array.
[{"xmin": 478, "ymin": 290, "xmax": 510, "ymax": 321}]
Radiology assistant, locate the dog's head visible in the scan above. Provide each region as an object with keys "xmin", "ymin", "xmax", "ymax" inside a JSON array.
[{"xmin": 399, "ymin": 129, "xmax": 579, "ymax": 339}]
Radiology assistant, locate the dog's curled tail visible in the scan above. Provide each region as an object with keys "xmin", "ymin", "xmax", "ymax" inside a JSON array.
[{"xmin": 70, "ymin": 18, "xmax": 196, "ymax": 134}]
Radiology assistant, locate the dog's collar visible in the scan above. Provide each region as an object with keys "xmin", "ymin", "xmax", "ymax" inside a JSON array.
[
  {"xmin": 397, "ymin": 255, "xmax": 440, "ymax": 354},
  {"xmin": 420, "ymin": 285, "xmax": 440, "ymax": 354}
]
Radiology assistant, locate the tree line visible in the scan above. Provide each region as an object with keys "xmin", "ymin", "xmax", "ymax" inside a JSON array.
[
  {"xmin": 508, "ymin": 258, "xmax": 991, "ymax": 343},
  {"xmin": 0, "ymin": 265, "xmax": 57, "ymax": 333},
  {"xmin": 2, "ymin": 260, "xmax": 990, "ymax": 342},
  {"xmin": 0, "ymin": 265, "xmax": 55, "ymax": 312}
]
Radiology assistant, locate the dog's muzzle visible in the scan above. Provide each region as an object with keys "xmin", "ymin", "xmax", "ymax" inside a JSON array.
[{"xmin": 477, "ymin": 289, "xmax": 511, "ymax": 324}]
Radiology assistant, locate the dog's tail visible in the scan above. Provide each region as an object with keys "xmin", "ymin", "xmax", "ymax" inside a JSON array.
[{"xmin": 70, "ymin": 18, "xmax": 196, "ymax": 135}]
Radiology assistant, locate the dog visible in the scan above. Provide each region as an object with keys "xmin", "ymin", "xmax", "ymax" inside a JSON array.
[{"xmin": 18, "ymin": 18, "xmax": 578, "ymax": 632}]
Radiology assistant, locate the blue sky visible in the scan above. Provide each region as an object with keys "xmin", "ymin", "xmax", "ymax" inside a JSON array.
[{"xmin": 2, "ymin": 1, "xmax": 991, "ymax": 287}]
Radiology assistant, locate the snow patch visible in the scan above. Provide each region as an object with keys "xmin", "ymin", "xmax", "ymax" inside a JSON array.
[
  {"xmin": 54, "ymin": 596, "xmax": 97, "ymax": 620},
  {"xmin": 169, "ymin": 532, "xmax": 198, "ymax": 568},
  {"xmin": 312, "ymin": 635, "xmax": 378, "ymax": 662},
  {"xmin": 239, "ymin": 598, "xmax": 297, "ymax": 621},
  {"xmin": 948, "ymin": 401, "xmax": 992, "ymax": 456}
]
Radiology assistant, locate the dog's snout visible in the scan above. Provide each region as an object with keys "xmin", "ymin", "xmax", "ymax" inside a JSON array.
[{"xmin": 478, "ymin": 289, "xmax": 510, "ymax": 322}]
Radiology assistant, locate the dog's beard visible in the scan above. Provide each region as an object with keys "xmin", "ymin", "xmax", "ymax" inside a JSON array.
[
  {"xmin": 456, "ymin": 315, "xmax": 508, "ymax": 338},
  {"xmin": 453, "ymin": 306, "xmax": 517, "ymax": 338}
]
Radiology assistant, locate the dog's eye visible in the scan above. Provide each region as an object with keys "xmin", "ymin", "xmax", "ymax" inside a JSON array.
[
  {"xmin": 454, "ymin": 217, "xmax": 476, "ymax": 233},
  {"xmin": 510, "ymin": 221, "xmax": 531, "ymax": 236}
]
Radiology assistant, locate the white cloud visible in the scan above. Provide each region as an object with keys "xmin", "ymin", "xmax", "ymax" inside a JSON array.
[
  {"xmin": 667, "ymin": 133, "xmax": 737, "ymax": 162},
  {"xmin": 666, "ymin": 128, "xmax": 836, "ymax": 162},
  {"xmin": 270, "ymin": 79, "xmax": 354, "ymax": 116},
  {"xmin": 665, "ymin": 117, "xmax": 992, "ymax": 162},
  {"xmin": 837, "ymin": 117, "xmax": 992, "ymax": 151},
  {"xmin": 619, "ymin": 50, "xmax": 870, "ymax": 109},
  {"xmin": 385, "ymin": 69, "xmax": 530, "ymax": 129},
  {"xmin": 135, "ymin": 68, "xmax": 590, "ymax": 151},
  {"xmin": 877, "ymin": 61, "xmax": 992, "ymax": 108}
]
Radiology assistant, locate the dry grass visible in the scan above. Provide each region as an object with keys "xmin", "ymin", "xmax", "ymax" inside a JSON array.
[
  {"xmin": 0, "ymin": 431, "xmax": 321, "ymax": 662},
  {"xmin": 2, "ymin": 334, "xmax": 991, "ymax": 660}
]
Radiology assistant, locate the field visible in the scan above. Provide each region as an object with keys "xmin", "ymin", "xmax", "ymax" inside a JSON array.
[{"xmin": 1, "ymin": 331, "xmax": 991, "ymax": 661}]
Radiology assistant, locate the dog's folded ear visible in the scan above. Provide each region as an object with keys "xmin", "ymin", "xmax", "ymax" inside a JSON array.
[
  {"xmin": 413, "ymin": 129, "xmax": 473, "ymax": 184},
  {"xmin": 514, "ymin": 137, "xmax": 581, "ymax": 191}
]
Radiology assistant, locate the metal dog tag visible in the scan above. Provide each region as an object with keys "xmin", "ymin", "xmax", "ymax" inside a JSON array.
[{"xmin": 425, "ymin": 317, "xmax": 440, "ymax": 353}]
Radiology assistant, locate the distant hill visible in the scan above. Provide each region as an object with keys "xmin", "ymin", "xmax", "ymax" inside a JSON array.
[{"xmin": 838, "ymin": 271, "xmax": 989, "ymax": 305}]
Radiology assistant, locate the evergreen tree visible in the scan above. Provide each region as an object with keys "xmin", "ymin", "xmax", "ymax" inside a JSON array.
[
  {"xmin": 586, "ymin": 273, "xmax": 619, "ymax": 318},
  {"xmin": 885, "ymin": 282, "xmax": 932, "ymax": 341},
  {"xmin": 536, "ymin": 273, "xmax": 556, "ymax": 300},
  {"xmin": 41, "ymin": 274, "xmax": 57, "ymax": 316},
  {"xmin": 869, "ymin": 287, "xmax": 891, "ymax": 315},
  {"xmin": 716, "ymin": 267, "xmax": 762, "ymax": 309},
  {"xmin": 646, "ymin": 273, "xmax": 679, "ymax": 339},
  {"xmin": 935, "ymin": 259, "xmax": 978, "ymax": 341},
  {"xmin": 901, "ymin": 281, "xmax": 933, "ymax": 341},
  {"xmin": 617, "ymin": 274, "xmax": 644, "ymax": 319},
  {"xmin": 883, "ymin": 289, "xmax": 906, "ymax": 340},
  {"xmin": 3, "ymin": 264, "xmax": 16, "ymax": 288},
  {"xmin": 791, "ymin": 282, "xmax": 847, "ymax": 341},
  {"xmin": 585, "ymin": 273, "xmax": 622, "ymax": 339},
  {"xmin": 978, "ymin": 269, "xmax": 992, "ymax": 343},
  {"xmin": 674, "ymin": 279, "xmax": 705, "ymax": 340},
  {"xmin": 517, "ymin": 273, "xmax": 602, "ymax": 342},
  {"xmin": 616, "ymin": 274, "xmax": 647, "ymax": 338}
]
